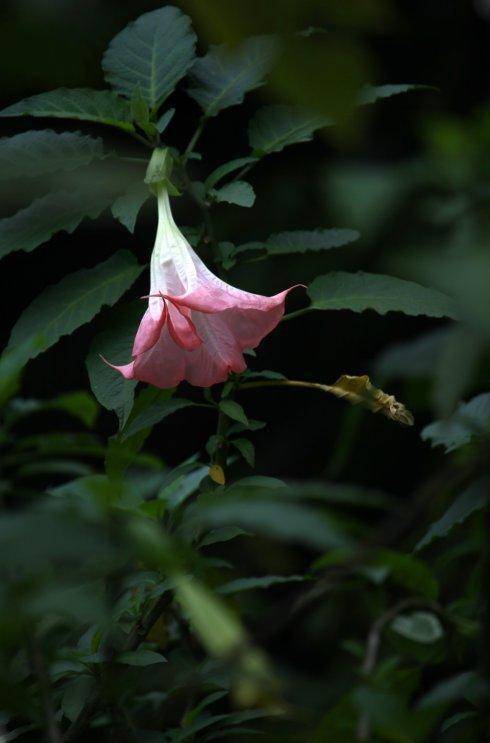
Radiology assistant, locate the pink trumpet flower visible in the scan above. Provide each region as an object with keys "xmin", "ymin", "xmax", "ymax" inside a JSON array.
[{"xmin": 109, "ymin": 156, "xmax": 297, "ymax": 389}]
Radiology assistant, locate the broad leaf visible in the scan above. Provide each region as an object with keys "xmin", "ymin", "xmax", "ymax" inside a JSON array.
[
  {"xmin": 187, "ymin": 35, "xmax": 277, "ymax": 117},
  {"xmin": 86, "ymin": 302, "xmax": 142, "ymax": 428},
  {"xmin": 391, "ymin": 611, "xmax": 444, "ymax": 643},
  {"xmin": 188, "ymin": 494, "xmax": 351, "ymax": 551},
  {"xmin": 111, "ymin": 181, "xmax": 151, "ymax": 233},
  {"xmin": 213, "ymin": 181, "xmax": 255, "ymax": 207},
  {"xmin": 0, "ymin": 130, "xmax": 104, "ymax": 180},
  {"xmin": 102, "ymin": 6, "xmax": 197, "ymax": 109},
  {"xmin": 421, "ymin": 393, "xmax": 490, "ymax": 452},
  {"xmin": 248, "ymin": 105, "xmax": 330, "ymax": 154},
  {"xmin": 358, "ymin": 84, "xmax": 433, "ymax": 105},
  {"xmin": 308, "ymin": 271, "xmax": 458, "ymax": 319},
  {"xmin": 8, "ymin": 251, "xmax": 143, "ymax": 361},
  {"xmin": 415, "ymin": 480, "xmax": 488, "ymax": 551},
  {"xmin": 0, "ymin": 187, "xmax": 119, "ymax": 261},
  {"xmin": 121, "ymin": 397, "xmax": 196, "ymax": 439},
  {"xmin": 0, "ymin": 88, "xmax": 134, "ymax": 132}
]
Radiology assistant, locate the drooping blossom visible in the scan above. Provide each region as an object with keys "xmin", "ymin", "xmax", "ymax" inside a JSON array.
[{"xmin": 109, "ymin": 166, "xmax": 297, "ymax": 389}]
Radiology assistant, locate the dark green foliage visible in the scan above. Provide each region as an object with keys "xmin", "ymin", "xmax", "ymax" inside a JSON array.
[{"xmin": 0, "ymin": 3, "xmax": 488, "ymax": 742}]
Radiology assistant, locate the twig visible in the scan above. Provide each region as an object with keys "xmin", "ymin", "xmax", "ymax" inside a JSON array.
[{"xmin": 357, "ymin": 598, "xmax": 443, "ymax": 741}]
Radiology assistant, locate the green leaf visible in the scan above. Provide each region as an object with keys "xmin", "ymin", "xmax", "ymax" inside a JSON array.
[
  {"xmin": 375, "ymin": 327, "xmax": 453, "ymax": 380},
  {"xmin": 156, "ymin": 107, "xmax": 176, "ymax": 134},
  {"xmin": 0, "ymin": 130, "xmax": 104, "ymax": 180},
  {"xmin": 231, "ymin": 438, "xmax": 255, "ymax": 467},
  {"xmin": 0, "ymin": 88, "xmax": 134, "ymax": 132},
  {"xmin": 0, "ymin": 187, "xmax": 119, "ymax": 261},
  {"xmin": 9, "ymin": 251, "xmax": 143, "ymax": 361},
  {"xmin": 308, "ymin": 271, "xmax": 458, "ymax": 319},
  {"xmin": 0, "ymin": 335, "xmax": 45, "ymax": 406},
  {"xmin": 204, "ymin": 156, "xmax": 258, "ymax": 191},
  {"xmin": 61, "ymin": 675, "xmax": 95, "ymax": 722},
  {"xmin": 240, "ymin": 228, "xmax": 360, "ymax": 256},
  {"xmin": 248, "ymin": 105, "xmax": 330, "ymax": 155},
  {"xmin": 358, "ymin": 84, "xmax": 434, "ymax": 105},
  {"xmin": 418, "ymin": 672, "xmax": 484, "ymax": 709},
  {"xmin": 111, "ymin": 181, "xmax": 151, "ymax": 233},
  {"xmin": 218, "ymin": 574, "xmax": 307, "ymax": 595},
  {"xmin": 49, "ymin": 391, "xmax": 98, "ymax": 428},
  {"xmin": 391, "ymin": 611, "xmax": 444, "ymax": 643},
  {"xmin": 102, "ymin": 6, "xmax": 197, "ymax": 109},
  {"xmin": 421, "ymin": 393, "xmax": 490, "ymax": 452},
  {"xmin": 219, "ymin": 399, "xmax": 249, "ymax": 426},
  {"xmin": 175, "ymin": 575, "xmax": 247, "ymax": 657},
  {"xmin": 118, "ymin": 649, "xmax": 166, "ymax": 666},
  {"xmin": 415, "ymin": 480, "xmax": 488, "ymax": 551},
  {"xmin": 187, "ymin": 35, "xmax": 278, "ymax": 117},
  {"xmin": 199, "ymin": 526, "xmax": 250, "ymax": 547},
  {"xmin": 213, "ymin": 181, "xmax": 255, "ymax": 207},
  {"xmin": 188, "ymin": 495, "xmax": 351, "ymax": 551},
  {"xmin": 86, "ymin": 302, "xmax": 142, "ymax": 428},
  {"xmin": 375, "ymin": 549, "xmax": 438, "ymax": 600},
  {"xmin": 121, "ymin": 397, "xmax": 196, "ymax": 440}
]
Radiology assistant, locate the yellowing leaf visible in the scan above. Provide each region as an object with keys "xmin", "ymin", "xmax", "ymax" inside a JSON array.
[
  {"xmin": 209, "ymin": 463, "xmax": 226, "ymax": 485},
  {"xmin": 241, "ymin": 374, "xmax": 414, "ymax": 426},
  {"xmin": 326, "ymin": 375, "xmax": 415, "ymax": 426}
]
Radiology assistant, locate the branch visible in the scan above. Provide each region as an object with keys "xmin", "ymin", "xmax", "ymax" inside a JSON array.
[
  {"xmin": 357, "ymin": 598, "xmax": 443, "ymax": 741},
  {"xmin": 63, "ymin": 592, "xmax": 173, "ymax": 742}
]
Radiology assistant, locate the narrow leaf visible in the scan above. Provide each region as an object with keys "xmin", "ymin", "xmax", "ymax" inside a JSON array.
[
  {"xmin": 0, "ymin": 88, "xmax": 134, "ymax": 131},
  {"xmin": 102, "ymin": 6, "xmax": 197, "ymax": 108},
  {"xmin": 9, "ymin": 251, "xmax": 143, "ymax": 361},
  {"xmin": 187, "ymin": 36, "xmax": 278, "ymax": 117},
  {"xmin": 415, "ymin": 480, "xmax": 488, "ymax": 551},
  {"xmin": 358, "ymin": 84, "xmax": 434, "ymax": 105},
  {"xmin": 204, "ymin": 156, "xmax": 258, "ymax": 191},
  {"xmin": 219, "ymin": 400, "xmax": 249, "ymax": 426},
  {"xmin": 231, "ymin": 438, "xmax": 255, "ymax": 467},
  {"xmin": 243, "ymin": 228, "xmax": 360, "ymax": 256},
  {"xmin": 156, "ymin": 107, "xmax": 176, "ymax": 134},
  {"xmin": 218, "ymin": 574, "xmax": 307, "ymax": 594}
]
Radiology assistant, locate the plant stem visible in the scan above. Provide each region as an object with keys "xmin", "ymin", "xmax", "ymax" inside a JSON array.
[
  {"xmin": 183, "ymin": 119, "xmax": 206, "ymax": 161},
  {"xmin": 280, "ymin": 307, "xmax": 315, "ymax": 322},
  {"xmin": 63, "ymin": 592, "xmax": 173, "ymax": 742},
  {"xmin": 357, "ymin": 598, "xmax": 443, "ymax": 741},
  {"xmin": 29, "ymin": 639, "xmax": 62, "ymax": 743}
]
